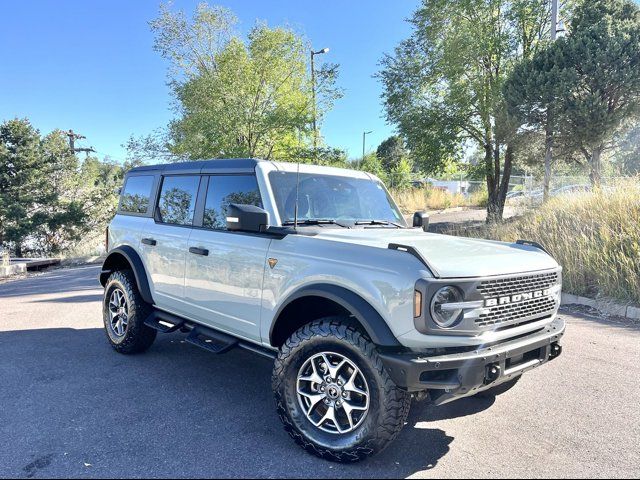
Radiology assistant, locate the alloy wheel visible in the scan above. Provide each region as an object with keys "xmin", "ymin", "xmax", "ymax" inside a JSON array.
[
  {"xmin": 108, "ymin": 288, "xmax": 129, "ymax": 337},
  {"xmin": 296, "ymin": 352, "xmax": 370, "ymax": 434}
]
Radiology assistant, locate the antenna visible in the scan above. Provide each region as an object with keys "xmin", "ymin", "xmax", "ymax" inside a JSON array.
[{"xmin": 293, "ymin": 162, "xmax": 301, "ymax": 230}]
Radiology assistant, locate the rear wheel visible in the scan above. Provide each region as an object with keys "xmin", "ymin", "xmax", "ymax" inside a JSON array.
[
  {"xmin": 273, "ymin": 318, "xmax": 411, "ymax": 462},
  {"xmin": 103, "ymin": 270, "xmax": 156, "ymax": 354}
]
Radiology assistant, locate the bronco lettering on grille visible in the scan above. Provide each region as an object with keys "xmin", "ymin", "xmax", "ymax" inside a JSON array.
[{"xmin": 484, "ymin": 288, "xmax": 551, "ymax": 307}]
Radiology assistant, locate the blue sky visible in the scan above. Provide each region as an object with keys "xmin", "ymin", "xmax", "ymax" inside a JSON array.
[{"xmin": 0, "ymin": 1, "xmax": 416, "ymax": 162}]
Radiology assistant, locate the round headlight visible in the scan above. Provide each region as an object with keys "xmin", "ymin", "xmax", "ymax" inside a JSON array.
[{"xmin": 430, "ymin": 286, "xmax": 464, "ymax": 328}]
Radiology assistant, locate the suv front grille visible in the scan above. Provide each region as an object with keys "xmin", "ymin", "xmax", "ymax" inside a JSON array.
[
  {"xmin": 475, "ymin": 271, "xmax": 560, "ymax": 328},
  {"xmin": 477, "ymin": 271, "xmax": 559, "ymax": 298}
]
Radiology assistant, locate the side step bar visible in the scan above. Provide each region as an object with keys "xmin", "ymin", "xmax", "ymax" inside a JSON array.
[
  {"xmin": 144, "ymin": 309, "xmax": 276, "ymax": 360},
  {"xmin": 144, "ymin": 310, "xmax": 186, "ymax": 333}
]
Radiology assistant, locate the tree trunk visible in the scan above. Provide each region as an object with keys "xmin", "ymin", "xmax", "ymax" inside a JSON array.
[
  {"xmin": 15, "ymin": 244, "xmax": 22, "ymax": 258},
  {"xmin": 485, "ymin": 143, "xmax": 499, "ymax": 224},
  {"xmin": 485, "ymin": 143, "xmax": 514, "ymax": 224},
  {"xmin": 543, "ymin": 120, "xmax": 554, "ymax": 202},
  {"xmin": 589, "ymin": 147, "xmax": 603, "ymax": 189}
]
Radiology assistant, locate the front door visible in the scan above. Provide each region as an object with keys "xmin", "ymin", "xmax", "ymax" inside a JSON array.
[
  {"xmin": 183, "ymin": 174, "xmax": 270, "ymax": 342},
  {"xmin": 141, "ymin": 175, "xmax": 201, "ymax": 315}
]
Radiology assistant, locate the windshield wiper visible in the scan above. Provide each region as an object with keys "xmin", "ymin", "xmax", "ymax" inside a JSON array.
[
  {"xmin": 354, "ymin": 219, "xmax": 405, "ymax": 228},
  {"xmin": 282, "ymin": 219, "xmax": 351, "ymax": 228}
]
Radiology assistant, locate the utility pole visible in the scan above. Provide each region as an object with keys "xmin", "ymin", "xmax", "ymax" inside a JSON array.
[
  {"xmin": 543, "ymin": 0, "xmax": 559, "ymax": 202},
  {"xmin": 64, "ymin": 130, "xmax": 95, "ymax": 156},
  {"xmin": 310, "ymin": 47, "xmax": 329, "ymax": 150}
]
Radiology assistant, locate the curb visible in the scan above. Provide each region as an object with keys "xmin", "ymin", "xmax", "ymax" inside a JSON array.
[{"xmin": 561, "ymin": 292, "xmax": 640, "ymax": 320}]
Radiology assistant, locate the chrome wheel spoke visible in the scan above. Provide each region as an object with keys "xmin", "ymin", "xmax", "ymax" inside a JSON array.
[
  {"xmin": 344, "ymin": 369, "xmax": 368, "ymax": 397},
  {"xmin": 296, "ymin": 351, "xmax": 370, "ymax": 435},
  {"xmin": 298, "ymin": 358, "xmax": 323, "ymax": 385},
  {"xmin": 314, "ymin": 405, "xmax": 344, "ymax": 433},
  {"xmin": 297, "ymin": 389, "xmax": 325, "ymax": 415},
  {"xmin": 108, "ymin": 288, "xmax": 128, "ymax": 338}
]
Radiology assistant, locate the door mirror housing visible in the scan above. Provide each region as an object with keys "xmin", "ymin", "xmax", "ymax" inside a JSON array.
[
  {"xmin": 226, "ymin": 204, "xmax": 270, "ymax": 233},
  {"xmin": 413, "ymin": 211, "xmax": 430, "ymax": 232}
]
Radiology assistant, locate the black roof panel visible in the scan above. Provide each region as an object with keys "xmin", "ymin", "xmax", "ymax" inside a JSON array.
[{"xmin": 128, "ymin": 158, "xmax": 263, "ymax": 175}]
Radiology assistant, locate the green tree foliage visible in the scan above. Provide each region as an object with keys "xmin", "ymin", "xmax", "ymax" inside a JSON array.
[
  {"xmin": 505, "ymin": 0, "xmax": 640, "ymax": 189},
  {"xmin": 356, "ymin": 153, "xmax": 387, "ymax": 184},
  {"xmin": 0, "ymin": 118, "xmax": 124, "ymax": 255},
  {"xmin": 0, "ymin": 119, "xmax": 52, "ymax": 256},
  {"xmin": 387, "ymin": 157, "xmax": 413, "ymax": 190},
  {"xmin": 379, "ymin": 0, "xmax": 554, "ymax": 222},
  {"xmin": 376, "ymin": 135, "xmax": 410, "ymax": 172},
  {"xmin": 555, "ymin": 0, "xmax": 640, "ymax": 186},
  {"xmin": 148, "ymin": 3, "xmax": 341, "ymax": 161},
  {"xmin": 504, "ymin": 41, "xmax": 572, "ymax": 200}
]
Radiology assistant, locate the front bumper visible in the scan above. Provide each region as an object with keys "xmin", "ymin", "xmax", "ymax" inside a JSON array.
[{"xmin": 379, "ymin": 316, "xmax": 565, "ymax": 405}]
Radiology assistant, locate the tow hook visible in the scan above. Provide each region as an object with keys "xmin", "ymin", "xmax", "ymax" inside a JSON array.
[
  {"xmin": 485, "ymin": 363, "xmax": 501, "ymax": 384},
  {"xmin": 549, "ymin": 343, "xmax": 562, "ymax": 359}
]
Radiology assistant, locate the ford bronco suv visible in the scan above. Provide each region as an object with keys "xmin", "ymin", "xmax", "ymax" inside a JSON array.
[{"xmin": 100, "ymin": 159, "xmax": 565, "ymax": 462}]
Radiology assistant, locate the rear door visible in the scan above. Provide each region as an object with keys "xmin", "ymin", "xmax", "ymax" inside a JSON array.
[
  {"xmin": 183, "ymin": 174, "xmax": 270, "ymax": 342},
  {"xmin": 141, "ymin": 174, "xmax": 201, "ymax": 314}
]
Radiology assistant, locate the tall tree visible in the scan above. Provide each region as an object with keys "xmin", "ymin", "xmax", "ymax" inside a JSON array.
[
  {"xmin": 504, "ymin": 41, "xmax": 571, "ymax": 200},
  {"xmin": 376, "ymin": 135, "xmax": 410, "ymax": 173},
  {"xmin": 0, "ymin": 119, "xmax": 52, "ymax": 256},
  {"xmin": 149, "ymin": 3, "xmax": 341, "ymax": 161},
  {"xmin": 379, "ymin": 0, "xmax": 553, "ymax": 222},
  {"xmin": 555, "ymin": 0, "xmax": 640, "ymax": 187}
]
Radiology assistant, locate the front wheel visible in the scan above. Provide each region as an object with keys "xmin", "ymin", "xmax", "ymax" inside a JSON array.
[{"xmin": 273, "ymin": 318, "xmax": 411, "ymax": 462}]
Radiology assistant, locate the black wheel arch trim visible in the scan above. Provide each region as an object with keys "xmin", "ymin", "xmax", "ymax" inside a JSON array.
[
  {"xmin": 270, "ymin": 283, "xmax": 401, "ymax": 348},
  {"xmin": 99, "ymin": 246, "xmax": 154, "ymax": 305}
]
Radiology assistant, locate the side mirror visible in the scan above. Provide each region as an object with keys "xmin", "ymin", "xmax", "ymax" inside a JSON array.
[
  {"xmin": 413, "ymin": 211, "xmax": 430, "ymax": 232},
  {"xmin": 226, "ymin": 204, "xmax": 270, "ymax": 233}
]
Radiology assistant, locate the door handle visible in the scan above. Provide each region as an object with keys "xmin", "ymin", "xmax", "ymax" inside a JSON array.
[
  {"xmin": 142, "ymin": 238, "xmax": 157, "ymax": 246},
  {"xmin": 189, "ymin": 247, "xmax": 209, "ymax": 256}
]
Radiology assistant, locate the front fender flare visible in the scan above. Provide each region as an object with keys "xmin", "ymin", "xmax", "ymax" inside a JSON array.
[
  {"xmin": 99, "ymin": 246, "xmax": 154, "ymax": 305},
  {"xmin": 270, "ymin": 284, "xmax": 401, "ymax": 348}
]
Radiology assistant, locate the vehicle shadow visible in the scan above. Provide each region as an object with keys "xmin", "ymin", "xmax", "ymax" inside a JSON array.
[{"xmin": 0, "ymin": 326, "xmax": 495, "ymax": 479}]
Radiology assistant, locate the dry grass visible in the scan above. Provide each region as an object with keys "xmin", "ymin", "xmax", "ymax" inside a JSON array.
[
  {"xmin": 391, "ymin": 187, "xmax": 482, "ymax": 213},
  {"xmin": 446, "ymin": 181, "xmax": 640, "ymax": 304}
]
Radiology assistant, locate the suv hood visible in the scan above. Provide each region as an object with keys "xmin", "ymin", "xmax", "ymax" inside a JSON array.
[{"xmin": 312, "ymin": 229, "xmax": 558, "ymax": 278}]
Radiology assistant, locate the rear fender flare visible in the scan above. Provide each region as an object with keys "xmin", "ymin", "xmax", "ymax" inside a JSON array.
[{"xmin": 100, "ymin": 246, "xmax": 154, "ymax": 305}]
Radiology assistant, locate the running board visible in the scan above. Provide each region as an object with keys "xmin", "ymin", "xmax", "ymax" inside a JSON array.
[
  {"xmin": 144, "ymin": 310, "xmax": 185, "ymax": 333},
  {"xmin": 144, "ymin": 308, "xmax": 277, "ymax": 360},
  {"xmin": 186, "ymin": 326, "xmax": 238, "ymax": 355}
]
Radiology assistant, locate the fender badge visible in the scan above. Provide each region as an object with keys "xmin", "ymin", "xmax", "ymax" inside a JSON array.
[{"xmin": 268, "ymin": 258, "xmax": 278, "ymax": 269}]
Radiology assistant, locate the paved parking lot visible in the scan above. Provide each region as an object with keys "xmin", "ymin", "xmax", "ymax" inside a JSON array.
[{"xmin": 1, "ymin": 265, "xmax": 639, "ymax": 478}]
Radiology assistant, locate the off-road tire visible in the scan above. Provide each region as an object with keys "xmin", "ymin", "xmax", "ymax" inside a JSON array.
[
  {"xmin": 474, "ymin": 376, "xmax": 521, "ymax": 398},
  {"xmin": 273, "ymin": 317, "xmax": 411, "ymax": 462},
  {"xmin": 103, "ymin": 270, "xmax": 156, "ymax": 354}
]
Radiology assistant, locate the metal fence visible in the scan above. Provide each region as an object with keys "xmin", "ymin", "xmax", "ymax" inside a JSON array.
[{"xmin": 391, "ymin": 173, "xmax": 632, "ymax": 198}]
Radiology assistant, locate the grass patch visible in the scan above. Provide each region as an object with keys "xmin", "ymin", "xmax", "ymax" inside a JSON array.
[
  {"xmin": 391, "ymin": 187, "xmax": 485, "ymax": 213},
  {"xmin": 445, "ymin": 181, "xmax": 640, "ymax": 304}
]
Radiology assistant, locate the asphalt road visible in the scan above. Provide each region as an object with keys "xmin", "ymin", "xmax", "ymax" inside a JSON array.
[{"xmin": 1, "ymin": 265, "xmax": 639, "ymax": 479}]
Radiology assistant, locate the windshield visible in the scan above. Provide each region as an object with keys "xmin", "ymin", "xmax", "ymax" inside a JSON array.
[{"xmin": 268, "ymin": 171, "xmax": 406, "ymax": 226}]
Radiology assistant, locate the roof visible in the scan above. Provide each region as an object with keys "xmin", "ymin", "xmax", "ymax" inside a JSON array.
[{"xmin": 128, "ymin": 158, "xmax": 264, "ymax": 175}]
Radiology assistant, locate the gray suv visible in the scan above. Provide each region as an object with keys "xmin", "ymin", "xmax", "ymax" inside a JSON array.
[{"xmin": 100, "ymin": 158, "xmax": 565, "ymax": 462}]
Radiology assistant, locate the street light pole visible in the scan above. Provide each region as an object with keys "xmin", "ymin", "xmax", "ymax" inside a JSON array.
[
  {"xmin": 362, "ymin": 130, "xmax": 373, "ymax": 166},
  {"xmin": 310, "ymin": 47, "xmax": 329, "ymax": 150},
  {"xmin": 551, "ymin": 0, "xmax": 558, "ymax": 41},
  {"xmin": 544, "ymin": 0, "xmax": 559, "ymax": 202}
]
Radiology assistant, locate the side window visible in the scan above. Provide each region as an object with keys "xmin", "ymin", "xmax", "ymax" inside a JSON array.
[
  {"xmin": 157, "ymin": 175, "xmax": 200, "ymax": 226},
  {"xmin": 203, "ymin": 175, "xmax": 263, "ymax": 230},
  {"xmin": 120, "ymin": 175, "xmax": 154, "ymax": 214}
]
